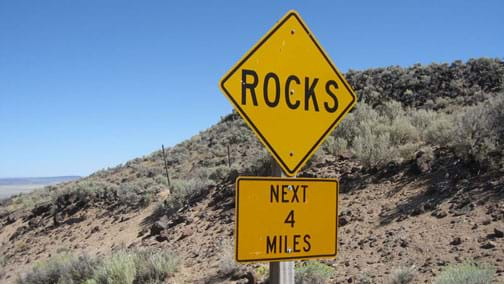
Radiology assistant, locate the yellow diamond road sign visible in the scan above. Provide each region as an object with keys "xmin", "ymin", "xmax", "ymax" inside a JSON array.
[
  {"xmin": 220, "ymin": 10, "xmax": 357, "ymax": 176},
  {"xmin": 235, "ymin": 177, "xmax": 338, "ymax": 262}
]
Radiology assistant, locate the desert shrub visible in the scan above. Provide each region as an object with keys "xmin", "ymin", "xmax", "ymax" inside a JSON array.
[
  {"xmin": 52, "ymin": 181, "xmax": 115, "ymax": 205},
  {"xmin": 192, "ymin": 167, "xmax": 211, "ymax": 181},
  {"xmin": 410, "ymin": 109, "xmax": 437, "ymax": 132},
  {"xmin": 6, "ymin": 187, "xmax": 53, "ymax": 213},
  {"xmin": 17, "ymin": 249, "xmax": 178, "ymax": 284},
  {"xmin": 451, "ymin": 95, "xmax": 504, "ymax": 168},
  {"xmin": 254, "ymin": 265, "xmax": 269, "ymax": 281},
  {"xmin": 93, "ymin": 251, "xmax": 136, "ymax": 284},
  {"xmin": 117, "ymin": 184, "xmax": 142, "ymax": 207},
  {"xmin": 160, "ymin": 177, "xmax": 211, "ymax": 216},
  {"xmin": 346, "ymin": 58, "xmax": 504, "ymax": 109},
  {"xmin": 153, "ymin": 174, "xmax": 169, "ymax": 186},
  {"xmin": 357, "ymin": 272, "xmax": 373, "ymax": 284},
  {"xmin": 116, "ymin": 180, "xmax": 157, "ymax": 208},
  {"xmin": 322, "ymin": 136, "xmax": 348, "ymax": 157},
  {"xmin": 208, "ymin": 166, "xmax": 232, "ymax": 182},
  {"xmin": 434, "ymin": 262, "xmax": 495, "ymax": 284},
  {"xmin": 423, "ymin": 113, "xmax": 455, "ymax": 146},
  {"xmin": 388, "ymin": 118, "xmax": 418, "ymax": 145},
  {"xmin": 295, "ymin": 261, "xmax": 334, "ymax": 284},
  {"xmin": 332, "ymin": 100, "xmax": 421, "ymax": 168},
  {"xmin": 245, "ymin": 151, "xmax": 275, "ymax": 176},
  {"xmin": 131, "ymin": 249, "xmax": 178, "ymax": 283},
  {"xmin": 218, "ymin": 239, "xmax": 238, "ymax": 276},
  {"xmin": 397, "ymin": 143, "xmax": 422, "ymax": 161},
  {"xmin": 389, "ymin": 265, "xmax": 415, "ymax": 284},
  {"xmin": 352, "ymin": 128, "xmax": 396, "ymax": 167},
  {"xmin": 17, "ymin": 253, "xmax": 97, "ymax": 284},
  {"xmin": 381, "ymin": 100, "xmax": 405, "ymax": 120}
]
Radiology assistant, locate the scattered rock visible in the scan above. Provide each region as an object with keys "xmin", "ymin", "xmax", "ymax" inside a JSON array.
[
  {"xmin": 150, "ymin": 221, "xmax": 166, "ymax": 235},
  {"xmin": 339, "ymin": 216, "xmax": 349, "ymax": 226},
  {"xmin": 90, "ymin": 226, "xmax": 100, "ymax": 234},
  {"xmin": 53, "ymin": 213, "xmax": 64, "ymax": 226},
  {"xmin": 450, "ymin": 237, "xmax": 462, "ymax": 246},
  {"xmin": 137, "ymin": 228, "xmax": 149, "ymax": 237},
  {"xmin": 9, "ymin": 225, "xmax": 29, "ymax": 241},
  {"xmin": 6, "ymin": 215, "xmax": 16, "ymax": 225},
  {"xmin": 0, "ymin": 209, "xmax": 9, "ymax": 219},
  {"xmin": 243, "ymin": 271, "xmax": 256, "ymax": 284},
  {"xmin": 28, "ymin": 216, "xmax": 42, "ymax": 229},
  {"xmin": 432, "ymin": 209, "xmax": 448, "ymax": 219},
  {"xmin": 397, "ymin": 215, "xmax": 408, "ymax": 222},
  {"xmin": 120, "ymin": 216, "xmax": 131, "ymax": 223},
  {"xmin": 30, "ymin": 202, "xmax": 53, "ymax": 217},
  {"xmin": 480, "ymin": 241, "xmax": 496, "ymax": 249},
  {"xmin": 156, "ymin": 230, "xmax": 170, "ymax": 242},
  {"xmin": 494, "ymin": 228, "xmax": 504, "ymax": 238},
  {"xmin": 487, "ymin": 228, "xmax": 504, "ymax": 239},
  {"xmin": 411, "ymin": 206, "xmax": 424, "ymax": 216},
  {"xmin": 414, "ymin": 150, "xmax": 433, "ymax": 173},
  {"xmin": 178, "ymin": 228, "xmax": 194, "ymax": 241},
  {"xmin": 482, "ymin": 219, "xmax": 492, "ymax": 225},
  {"xmin": 150, "ymin": 216, "xmax": 171, "ymax": 235}
]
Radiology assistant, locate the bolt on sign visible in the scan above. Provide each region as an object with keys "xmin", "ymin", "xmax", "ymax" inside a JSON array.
[
  {"xmin": 219, "ymin": 10, "xmax": 357, "ymax": 176},
  {"xmin": 235, "ymin": 177, "xmax": 338, "ymax": 262}
]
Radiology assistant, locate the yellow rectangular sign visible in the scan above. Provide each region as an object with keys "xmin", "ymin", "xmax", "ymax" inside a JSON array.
[{"xmin": 235, "ymin": 177, "xmax": 338, "ymax": 262}]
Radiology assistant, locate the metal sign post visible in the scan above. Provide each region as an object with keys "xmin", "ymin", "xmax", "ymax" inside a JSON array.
[{"xmin": 270, "ymin": 162, "xmax": 294, "ymax": 283}]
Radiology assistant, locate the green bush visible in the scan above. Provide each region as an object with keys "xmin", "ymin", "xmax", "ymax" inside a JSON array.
[
  {"xmin": 389, "ymin": 265, "xmax": 415, "ymax": 284},
  {"xmin": 323, "ymin": 136, "xmax": 348, "ymax": 157},
  {"xmin": 17, "ymin": 249, "xmax": 178, "ymax": 284},
  {"xmin": 388, "ymin": 118, "xmax": 418, "ymax": 145},
  {"xmin": 410, "ymin": 109, "xmax": 437, "ymax": 133},
  {"xmin": 160, "ymin": 177, "xmax": 211, "ymax": 216},
  {"xmin": 208, "ymin": 166, "xmax": 232, "ymax": 182},
  {"xmin": 94, "ymin": 251, "xmax": 136, "ymax": 284},
  {"xmin": 333, "ymin": 101, "xmax": 421, "ymax": 168},
  {"xmin": 6, "ymin": 187, "xmax": 53, "ymax": 213},
  {"xmin": 452, "ymin": 95, "xmax": 504, "ymax": 168},
  {"xmin": 218, "ymin": 239, "xmax": 238, "ymax": 276},
  {"xmin": 434, "ymin": 262, "xmax": 495, "ymax": 284},
  {"xmin": 352, "ymin": 128, "xmax": 396, "ymax": 168},
  {"xmin": 295, "ymin": 261, "xmax": 334, "ymax": 284},
  {"xmin": 16, "ymin": 253, "xmax": 97, "ymax": 284},
  {"xmin": 330, "ymin": 96, "xmax": 503, "ymax": 170},
  {"xmin": 423, "ymin": 113, "xmax": 455, "ymax": 146},
  {"xmin": 133, "ymin": 249, "xmax": 178, "ymax": 283}
]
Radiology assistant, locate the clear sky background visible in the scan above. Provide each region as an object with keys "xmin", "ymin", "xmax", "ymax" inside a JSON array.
[{"xmin": 1, "ymin": 0, "xmax": 503, "ymax": 178}]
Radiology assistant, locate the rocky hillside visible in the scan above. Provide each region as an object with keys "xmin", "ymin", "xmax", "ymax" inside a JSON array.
[{"xmin": 0, "ymin": 58, "xmax": 503, "ymax": 283}]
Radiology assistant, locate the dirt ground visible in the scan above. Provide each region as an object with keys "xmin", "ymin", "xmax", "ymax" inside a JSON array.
[{"xmin": 1, "ymin": 157, "xmax": 503, "ymax": 283}]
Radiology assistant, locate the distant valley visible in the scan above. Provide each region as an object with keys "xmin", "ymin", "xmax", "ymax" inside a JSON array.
[{"xmin": 0, "ymin": 176, "xmax": 80, "ymax": 199}]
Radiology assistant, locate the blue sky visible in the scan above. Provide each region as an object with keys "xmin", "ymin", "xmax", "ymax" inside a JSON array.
[{"xmin": 1, "ymin": 0, "xmax": 503, "ymax": 178}]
